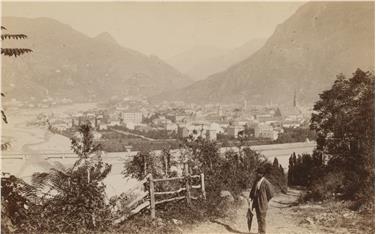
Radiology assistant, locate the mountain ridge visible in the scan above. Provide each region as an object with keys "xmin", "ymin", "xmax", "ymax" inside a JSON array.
[
  {"xmin": 154, "ymin": 2, "xmax": 374, "ymax": 105},
  {"xmin": 2, "ymin": 17, "xmax": 192, "ymax": 102}
]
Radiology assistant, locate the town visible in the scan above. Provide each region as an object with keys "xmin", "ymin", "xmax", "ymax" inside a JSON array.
[
  {"xmin": 2, "ymin": 2, "xmax": 373, "ymax": 234},
  {"xmin": 5, "ymin": 92, "xmax": 315, "ymax": 152}
]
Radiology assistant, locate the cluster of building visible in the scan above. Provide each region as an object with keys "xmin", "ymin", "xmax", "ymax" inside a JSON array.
[{"xmin": 30, "ymin": 94, "xmax": 311, "ymax": 143}]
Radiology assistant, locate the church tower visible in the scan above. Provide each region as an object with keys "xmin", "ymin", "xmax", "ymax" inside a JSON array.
[
  {"xmin": 293, "ymin": 90, "xmax": 297, "ymax": 107},
  {"xmin": 217, "ymin": 104, "xmax": 223, "ymax": 116}
]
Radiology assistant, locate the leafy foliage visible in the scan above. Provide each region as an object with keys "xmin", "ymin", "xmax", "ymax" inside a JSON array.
[
  {"xmin": 71, "ymin": 124, "xmax": 102, "ymax": 158},
  {"xmin": 287, "ymin": 152, "xmax": 325, "ymax": 187},
  {"xmin": 291, "ymin": 69, "xmax": 374, "ymax": 203},
  {"xmin": 1, "ymin": 142, "xmax": 11, "ymax": 151},
  {"xmin": 30, "ymin": 158, "xmax": 112, "ymax": 232},
  {"xmin": 311, "ymin": 69, "xmax": 374, "ymax": 201},
  {"xmin": 1, "ymin": 92, "xmax": 8, "ymax": 125},
  {"xmin": 123, "ymin": 151, "xmax": 159, "ymax": 180},
  {"xmin": 1, "ymin": 26, "xmax": 32, "ymax": 151},
  {"xmin": 1, "ymin": 124, "xmax": 113, "ymax": 233},
  {"xmin": 1, "ymin": 173, "xmax": 37, "ymax": 232},
  {"xmin": 275, "ymin": 127, "xmax": 316, "ymax": 143},
  {"xmin": 1, "ymin": 33, "xmax": 28, "ymax": 40},
  {"xmin": 1, "ymin": 48, "xmax": 33, "ymax": 57},
  {"xmin": 123, "ymin": 135, "xmax": 287, "ymax": 216},
  {"xmin": 1, "ymin": 26, "xmax": 33, "ymax": 57}
]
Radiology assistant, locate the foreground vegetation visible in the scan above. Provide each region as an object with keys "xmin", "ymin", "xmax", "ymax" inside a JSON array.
[
  {"xmin": 288, "ymin": 69, "xmax": 374, "ymax": 210},
  {"xmin": 1, "ymin": 124, "xmax": 287, "ymax": 233},
  {"xmin": 2, "ymin": 125, "xmax": 113, "ymax": 233}
]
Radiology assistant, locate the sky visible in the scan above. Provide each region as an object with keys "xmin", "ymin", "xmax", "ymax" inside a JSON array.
[{"xmin": 2, "ymin": 2, "xmax": 304, "ymax": 59}]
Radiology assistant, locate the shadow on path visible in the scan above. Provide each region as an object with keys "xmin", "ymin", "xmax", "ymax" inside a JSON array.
[
  {"xmin": 270, "ymin": 200, "xmax": 299, "ymax": 208},
  {"xmin": 210, "ymin": 220, "xmax": 256, "ymax": 234}
]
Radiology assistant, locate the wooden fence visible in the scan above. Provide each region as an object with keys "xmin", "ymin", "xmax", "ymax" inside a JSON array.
[{"xmin": 114, "ymin": 171, "xmax": 206, "ymax": 224}]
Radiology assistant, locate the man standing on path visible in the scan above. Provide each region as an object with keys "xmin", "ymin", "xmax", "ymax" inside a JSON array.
[{"xmin": 249, "ymin": 167, "xmax": 274, "ymax": 234}]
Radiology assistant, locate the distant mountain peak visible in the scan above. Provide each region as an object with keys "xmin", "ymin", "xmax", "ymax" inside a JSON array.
[
  {"xmin": 2, "ymin": 17, "xmax": 192, "ymax": 102},
  {"xmin": 94, "ymin": 32, "xmax": 118, "ymax": 45},
  {"xmin": 156, "ymin": 1, "xmax": 374, "ymax": 105}
]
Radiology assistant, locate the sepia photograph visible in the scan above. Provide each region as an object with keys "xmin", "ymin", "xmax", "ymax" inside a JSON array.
[{"xmin": 1, "ymin": 1, "xmax": 374, "ymax": 233}]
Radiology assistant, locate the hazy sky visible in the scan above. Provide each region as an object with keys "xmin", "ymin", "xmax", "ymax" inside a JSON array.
[{"xmin": 2, "ymin": 2, "xmax": 304, "ymax": 58}]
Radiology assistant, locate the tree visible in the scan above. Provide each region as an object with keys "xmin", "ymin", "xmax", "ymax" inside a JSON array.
[
  {"xmin": 1, "ymin": 26, "xmax": 32, "ymax": 57},
  {"xmin": 273, "ymin": 157, "xmax": 279, "ymax": 168},
  {"xmin": 161, "ymin": 147, "xmax": 176, "ymax": 177},
  {"xmin": 123, "ymin": 151, "xmax": 158, "ymax": 180},
  {"xmin": 30, "ymin": 124, "xmax": 112, "ymax": 232},
  {"xmin": 1, "ymin": 173, "xmax": 36, "ymax": 232},
  {"xmin": 1, "ymin": 26, "xmax": 32, "ymax": 150},
  {"xmin": 310, "ymin": 69, "xmax": 374, "ymax": 201},
  {"xmin": 71, "ymin": 124, "xmax": 101, "ymax": 159}
]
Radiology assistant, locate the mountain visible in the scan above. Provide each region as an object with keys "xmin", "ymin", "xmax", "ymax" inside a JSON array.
[
  {"xmin": 157, "ymin": 2, "xmax": 374, "ymax": 105},
  {"xmin": 181, "ymin": 38, "xmax": 266, "ymax": 81},
  {"xmin": 166, "ymin": 46, "xmax": 229, "ymax": 81},
  {"xmin": 2, "ymin": 17, "xmax": 192, "ymax": 102},
  {"xmin": 94, "ymin": 32, "xmax": 119, "ymax": 45}
]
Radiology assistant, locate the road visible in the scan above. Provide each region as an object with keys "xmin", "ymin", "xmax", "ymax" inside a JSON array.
[
  {"xmin": 183, "ymin": 189, "xmax": 326, "ymax": 234},
  {"xmin": 110, "ymin": 128, "xmax": 157, "ymax": 141}
]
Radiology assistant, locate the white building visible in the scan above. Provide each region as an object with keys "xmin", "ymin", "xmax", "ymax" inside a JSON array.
[
  {"xmin": 122, "ymin": 112, "xmax": 143, "ymax": 124},
  {"xmin": 125, "ymin": 122, "xmax": 136, "ymax": 130},
  {"xmin": 98, "ymin": 123, "xmax": 108, "ymax": 130},
  {"xmin": 165, "ymin": 123, "xmax": 178, "ymax": 132},
  {"xmin": 255, "ymin": 123, "xmax": 279, "ymax": 140}
]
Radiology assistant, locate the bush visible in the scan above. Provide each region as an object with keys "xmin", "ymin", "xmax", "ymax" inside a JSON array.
[
  {"xmin": 123, "ymin": 137, "xmax": 287, "ymax": 217},
  {"xmin": 305, "ymin": 172, "xmax": 345, "ymax": 201},
  {"xmin": 1, "ymin": 174, "xmax": 36, "ymax": 232},
  {"xmin": 288, "ymin": 151, "xmax": 325, "ymax": 187},
  {"xmin": 275, "ymin": 127, "xmax": 316, "ymax": 143},
  {"xmin": 310, "ymin": 69, "xmax": 374, "ymax": 204},
  {"xmin": 30, "ymin": 158, "xmax": 112, "ymax": 233},
  {"xmin": 1, "ymin": 124, "xmax": 113, "ymax": 233}
]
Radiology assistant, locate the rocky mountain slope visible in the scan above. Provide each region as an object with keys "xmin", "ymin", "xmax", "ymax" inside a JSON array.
[
  {"xmin": 157, "ymin": 2, "xmax": 374, "ymax": 105},
  {"xmin": 167, "ymin": 46, "xmax": 229, "ymax": 81},
  {"xmin": 2, "ymin": 17, "xmax": 191, "ymax": 102},
  {"xmin": 171, "ymin": 38, "xmax": 266, "ymax": 81}
]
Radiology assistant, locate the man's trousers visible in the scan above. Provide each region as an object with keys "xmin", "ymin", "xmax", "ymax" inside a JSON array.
[{"xmin": 255, "ymin": 208, "xmax": 267, "ymax": 234}]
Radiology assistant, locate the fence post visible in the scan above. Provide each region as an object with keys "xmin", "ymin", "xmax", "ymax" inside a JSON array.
[
  {"xmin": 143, "ymin": 154, "xmax": 147, "ymax": 176},
  {"xmin": 149, "ymin": 174, "xmax": 156, "ymax": 219},
  {"xmin": 87, "ymin": 168, "xmax": 90, "ymax": 183},
  {"xmin": 200, "ymin": 173, "xmax": 206, "ymax": 200},
  {"xmin": 184, "ymin": 163, "xmax": 192, "ymax": 208}
]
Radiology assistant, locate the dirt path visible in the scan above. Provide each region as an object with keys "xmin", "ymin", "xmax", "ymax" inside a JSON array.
[{"xmin": 183, "ymin": 189, "xmax": 325, "ymax": 234}]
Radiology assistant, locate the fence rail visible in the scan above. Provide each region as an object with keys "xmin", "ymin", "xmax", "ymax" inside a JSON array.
[
  {"xmin": 154, "ymin": 187, "xmax": 186, "ymax": 196},
  {"xmin": 114, "ymin": 167, "xmax": 206, "ymax": 224},
  {"xmin": 148, "ymin": 170, "xmax": 206, "ymax": 219}
]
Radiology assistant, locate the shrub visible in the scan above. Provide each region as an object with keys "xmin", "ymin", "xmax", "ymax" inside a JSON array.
[
  {"xmin": 31, "ymin": 157, "xmax": 112, "ymax": 232},
  {"xmin": 1, "ymin": 124, "xmax": 113, "ymax": 233},
  {"xmin": 1, "ymin": 173, "xmax": 36, "ymax": 232},
  {"xmin": 310, "ymin": 69, "xmax": 374, "ymax": 203},
  {"xmin": 305, "ymin": 171, "xmax": 345, "ymax": 201},
  {"xmin": 121, "ymin": 136, "xmax": 288, "ymax": 227}
]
